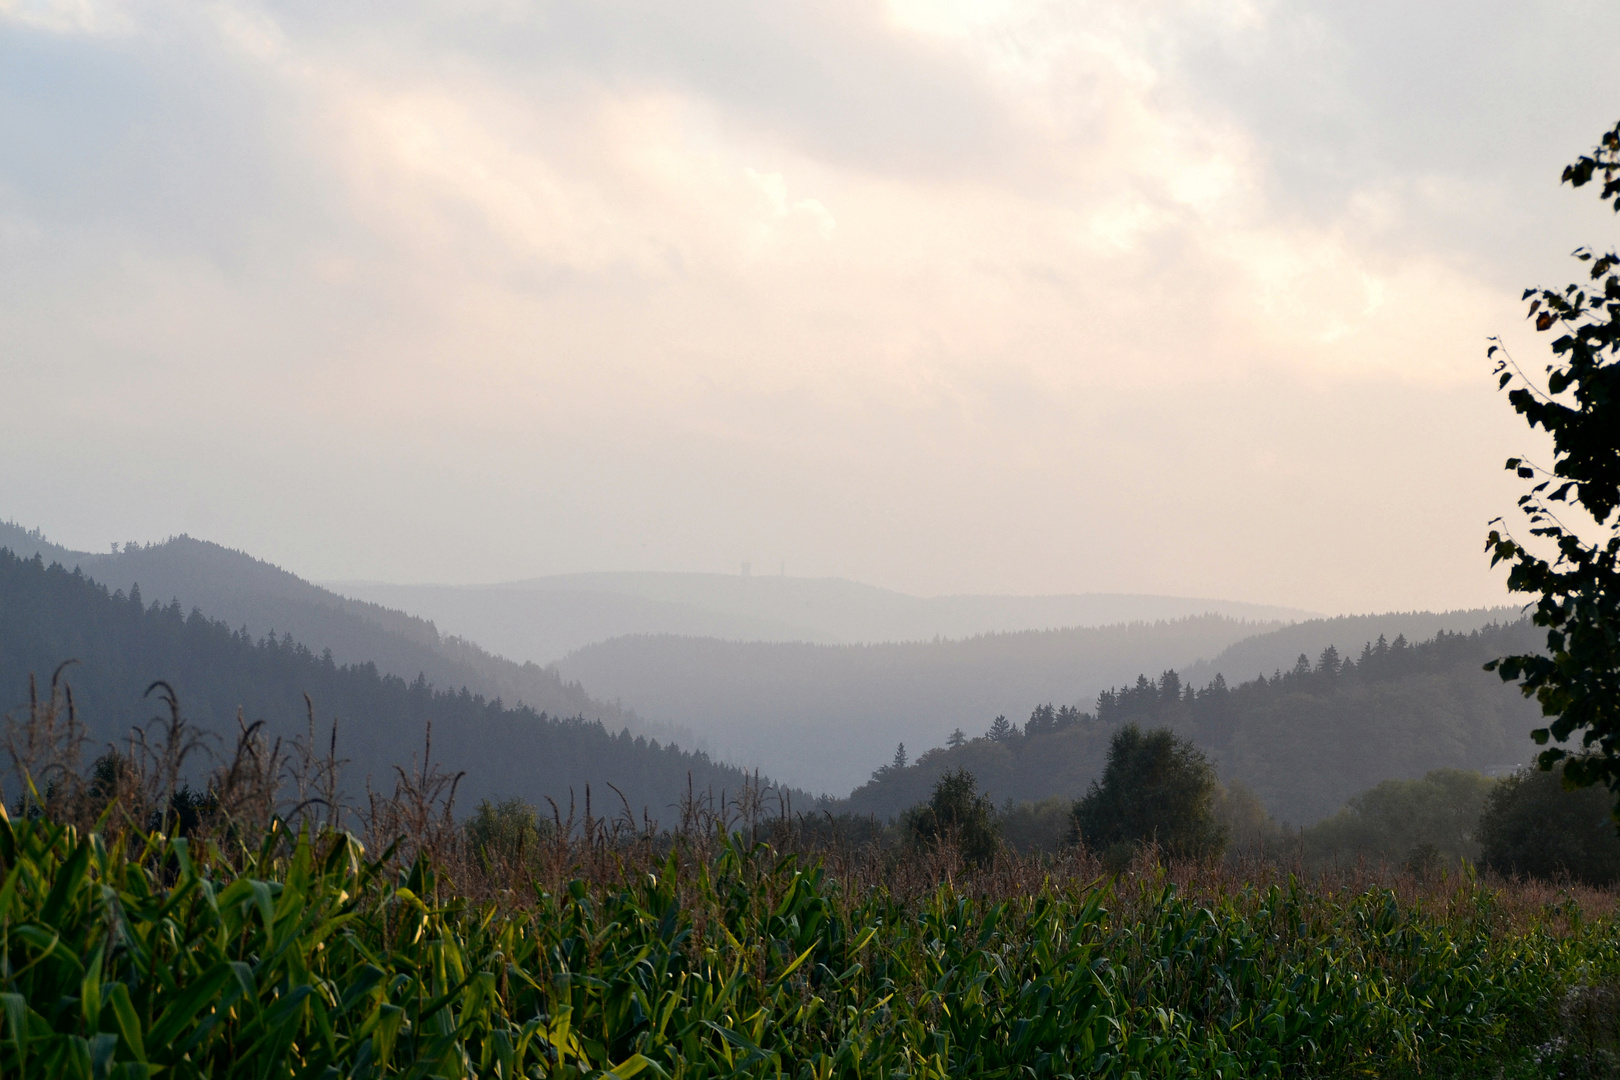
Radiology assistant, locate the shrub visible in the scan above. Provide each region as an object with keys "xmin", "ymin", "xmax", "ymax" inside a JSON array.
[
  {"xmin": 464, "ymin": 796, "xmax": 550, "ymax": 871},
  {"xmin": 1302, "ymin": 768, "xmax": 1495, "ymax": 869},
  {"xmin": 998, "ymin": 796, "xmax": 1072, "ymax": 855},
  {"xmin": 1212, "ymin": 779, "xmax": 1286, "ymax": 859},
  {"xmin": 1480, "ymin": 765, "xmax": 1620, "ymax": 885}
]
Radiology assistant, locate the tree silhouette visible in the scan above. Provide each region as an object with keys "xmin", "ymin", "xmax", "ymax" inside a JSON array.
[
  {"xmin": 905, "ymin": 767, "xmax": 998, "ymax": 865},
  {"xmin": 1071, "ymin": 724, "xmax": 1225, "ymax": 860},
  {"xmin": 1487, "ymin": 119, "xmax": 1620, "ymax": 812}
]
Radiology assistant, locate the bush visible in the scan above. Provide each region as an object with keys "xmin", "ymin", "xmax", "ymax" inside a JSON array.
[
  {"xmin": 1302, "ymin": 769, "xmax": 1495, "ymax": 870},
  {"xmin": 1480, "ymin": 765, "xmax": 1620, "ymax": 885},
  {"xmin": 904, "ymin": 767, "xmax": 999, "ymax": 865},
  {"xmin": 998, "ymin": 796, "xmax": 1072, "ymax": 855},
  {"xmin": 1212, "ymin": 779, "xmax": 1286, "ymax": 859},
  {"xmin": 1072, "ymin": 724, "xmax": 1225, "ymax": 859},
  {"xmin": 464, "ymin": 796, "xmax": 551, "ymax": 871}
]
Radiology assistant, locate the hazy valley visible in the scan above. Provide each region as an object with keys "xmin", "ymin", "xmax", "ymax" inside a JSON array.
[{"xmin": 0, "ymin": 519, "xmax": 1536, "ymax": 821}]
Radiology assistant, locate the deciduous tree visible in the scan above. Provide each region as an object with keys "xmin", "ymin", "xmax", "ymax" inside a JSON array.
[
  {"xmin": 1487, "ymin": 120, "xmax": 1620, "ymax": 808},
  {"xmin": 1071, "ymin": 724, "xmax": 1225, "ymax": 860}
]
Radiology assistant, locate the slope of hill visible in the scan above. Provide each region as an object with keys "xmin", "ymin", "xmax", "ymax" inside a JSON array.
[
  {"xmin": 0, "ymin": 548, "xmax": 792, "ymax": 817},
  {"xmin": 840, "ymin": 621, "xmax": 1543, "ymax": 825},
  {"xmin": 553, "ymin": 616, "xmax": 1286, "ymax": 794},
  {"xmin": 334, "ymin": 572, "xmax": 1316, "ymax": 665},
  {"xmin": 1176, "ymin": 608, "xmax": 1522, "ymax": 688},
  {"xmin": 0, "ymin": 522, "xmax": 677, "ymax": 743}
]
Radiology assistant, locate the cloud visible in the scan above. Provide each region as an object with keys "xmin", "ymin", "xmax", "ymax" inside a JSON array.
[{"xmin": 0, "ymin": 0, "xmax": 1615, "ymax": 613}]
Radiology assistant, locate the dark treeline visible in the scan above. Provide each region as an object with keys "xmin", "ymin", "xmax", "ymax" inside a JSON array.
[
  {"xmin": 0, "ymin": 548, "xmax": 804, "ymax": 819},
  {"xmin": 0, "ymin": 521, "xmax": 675, "ymax": 744},
  {"xmin": 841, "ymin": 621, "xmax": 1543, "ymax": 824}
]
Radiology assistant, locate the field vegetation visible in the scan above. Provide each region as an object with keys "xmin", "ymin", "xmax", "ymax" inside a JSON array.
[{"xmin": 3, "ymin": 680, "xmax": 1620, "ymax": 1079}]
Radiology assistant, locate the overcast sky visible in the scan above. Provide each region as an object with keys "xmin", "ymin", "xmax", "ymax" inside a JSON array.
[{"xmin": 2, "ymin": 0, "xmax": 1616, "ymax": 614}]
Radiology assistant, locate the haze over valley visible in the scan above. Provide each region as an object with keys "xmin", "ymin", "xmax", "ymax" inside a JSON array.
[
  {"xmin": 0, "ymin": 0, "xmax": 1603, "ymax": 860},
  {"xmin": 7, "ymin": 5, "xmax": 1620, "ymax": 1073},
  {"xmin": 333, "ymin": 573, "xmax": 1314, "ymax": 665},
  {"xmin": 1, "ymin": 519, "xmax": 1535, "ymax": 817}
]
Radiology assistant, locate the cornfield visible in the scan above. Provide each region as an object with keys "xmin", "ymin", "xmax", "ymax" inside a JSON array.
[{"xmin": 2, "ymin": 807, "xmax": 1618, "ymax": 1079}]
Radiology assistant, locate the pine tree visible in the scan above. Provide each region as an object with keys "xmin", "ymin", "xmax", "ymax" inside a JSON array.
[{"xmin": 1025, "ymin": 704, "xmax": 1056, "ymax": 737}]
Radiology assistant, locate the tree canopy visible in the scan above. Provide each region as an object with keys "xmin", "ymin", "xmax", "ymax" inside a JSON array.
[
  {"xmin": 1486, "ymin": 120, "xmax": 1620, "ymax": 806},
  {"xmin": 1071, "ymin": 724, "xmax": 1224, "ymax": 860},
  {"xmin": 904, "ymin": 767, "xmax": 999, "ymax": 866},
  {"xmin": 1478, "ymin": 765, "xmax": 1620, "ymax": 886}
]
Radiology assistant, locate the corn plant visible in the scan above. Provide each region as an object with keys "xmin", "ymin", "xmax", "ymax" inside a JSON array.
[{"xmin": 1, "ymin": 810, "xmax": 1615, "ymax": 1078}]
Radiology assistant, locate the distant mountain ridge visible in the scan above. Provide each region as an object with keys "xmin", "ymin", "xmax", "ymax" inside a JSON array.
[
  {"xmin": 554, "ymin": 616, "xmax": 1289, "ymax": 794},
  {"xmin": 0, "ymin": 521, "xmax": 680, "ymax": 744},
  {"xmin": 333, "ymin": 572, "xmax": 1318, "ymax": 665},
  {"xmin": 552, "ymin": 606, "xmax": 1529, "ymax": 797}
]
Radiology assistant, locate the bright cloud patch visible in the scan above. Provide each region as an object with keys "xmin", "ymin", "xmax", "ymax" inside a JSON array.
[{"xmin": 0, "ymin": 0, "xmax": 1615, "ymax": 612}]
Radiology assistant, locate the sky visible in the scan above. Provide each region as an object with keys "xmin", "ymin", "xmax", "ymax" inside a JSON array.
[{"xmin": 1, "ymin": 0, "xmax": 1616, "ymax": 615}]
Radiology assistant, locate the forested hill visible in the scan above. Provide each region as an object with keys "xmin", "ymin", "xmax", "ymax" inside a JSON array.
[
  {"xmin": 0, "ymin": 549, "xmax": 797, "ymax": 818},
  {"xmin": 0, "ymin": 522, "xmax": 670, "ymax": 744},
  {"xmin": 1175, "ymin": 608, "xmax": 1522, "ymax": 690},
  {"xmin": 839, "ymin": 621, "xmax": 1544, "ymax": 825},
  {"xmin": 555, "ymin": 616, "xmax": 1284, "ymax": 795}
]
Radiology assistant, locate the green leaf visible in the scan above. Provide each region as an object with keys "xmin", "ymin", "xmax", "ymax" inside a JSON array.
[
  {"xmin": 88, "ymin": 1032, "xmax": 117, "ymax": 1078},
  {"xmin": 147, "ymin": 962, "xmax": 236, "ymax": 1048},
  {"xmin": 372, "ymin": 1003, "xmax": 404, "ymax": 1066},
  {"xmin": 607, "ymin": 1052, "xmax": 659, "ymax": 1078},
  {"xmin": 1, "ymin": 992, "xmax": 29, "ymax": 1071},
  {"xmin": 41, "ymin": 836, "xmax": 92, "ymax": 928},
  {"xmin": 105, "ymin": 983, "xmax": 146, "ymax": 1063},
  {"xmin": 81, "ymin": 942, "xmax": 105, "ymax": 1030}
]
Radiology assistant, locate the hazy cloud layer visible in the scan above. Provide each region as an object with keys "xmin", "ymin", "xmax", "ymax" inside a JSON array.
[{"xmin": 2, "ymin": 0, "xmax": 1616, "ymax": 613}]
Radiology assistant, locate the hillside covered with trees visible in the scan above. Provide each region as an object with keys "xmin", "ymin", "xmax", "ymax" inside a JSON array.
[
  {"xmin": 0, "ymin": 548, "xmax": 799, "ymax": 818},
  {"xmin": 0, "ymin": 522, "xmax": 671, "ymax": 743},
  {"xmin": 555, "ymin": 616, "xmax": 1285, "ymax": 793},
  {"xmin": 841, "ymin": 621, "xmax": 1542, "ymax": 824}
]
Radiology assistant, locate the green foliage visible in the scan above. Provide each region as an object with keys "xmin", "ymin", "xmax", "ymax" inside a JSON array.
[
  {"xmin": 998, "ymin": 796, "xmax": 1073, "ymax": 855},
  {"xmin": 1072, "ymin": 725, "xmax": 1225, "ymax": 860},
  {"xmin": 1210, "ymin": 780, "xmax": 1284, "ymax": 858},
  {"xmin": 1301, "ymin": 769, "xmax": 1495, "ymax": 870},
  {"xmin": 904, "ymin": 767, "xmax": 999, "ymax": 865},
  {"xmin": 464, "ymin": 797, "xmax": 551, "ymax": 872},
  {"xmin": 3, "ymin": 813, "xmax": 1619, "ymax": 1077},
  {"xmin": 1486, "ymin": 119, "xmax": 1620, "ymax": 807},
  {"xmin": 1480, "ymin": 765, "xmax": 1620, "ymax": 886},
  {"xmin": 845, "ymin": 622, "xmax": 1540, "ymax": 826}
]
